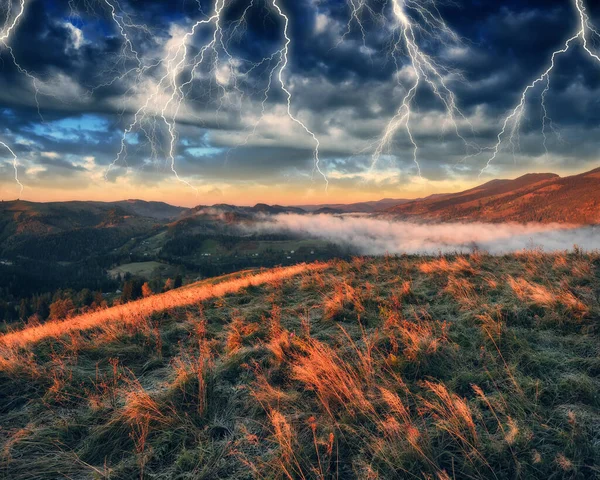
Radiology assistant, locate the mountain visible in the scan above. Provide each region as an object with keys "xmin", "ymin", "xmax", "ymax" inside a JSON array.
[
  {"xmin": 314, "ymin": 206, "xmax": 345, "ymax": 214},
  {"xmin": 113, "ymin": 199, "xmax": 187, "ymax": 220},
  {"xmin": 386, "ymin": 168, "xmax": 600, "ymax": 223},
  {"xmin": 183, "ymin": 203, "xmax": 307, "ymax": 219},
  {"xmin": 0, "ymin": 199, "xmax": 184, "ymax": 239},
  {"xmin": 296, "ymin": 197, "xmax": 411, "ymax": 213},
  {"xmin": 252, "ymin": 203, "xmax": 306, "ymax": 215},
  {"xmin": 0, "ymin": 201, "xmax": 165, "ymax": 267},
  {"xmin": 0, "ymin": 200, "xmax": 153, "ymax": 243},
  {"xmin": 0, "ymin": 198, "xmax": 347, "ymax": 302}
]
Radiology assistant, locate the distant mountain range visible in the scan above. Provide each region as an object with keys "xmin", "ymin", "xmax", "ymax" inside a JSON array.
[
  {"xmin": 2, "ymin": 167, "xmax": 599, "ymax": 230},
  {"xmin": 206, "ymin": 167, "xmax": 600, "ymax": 222},
  {"xmin": 1, "ymin": 167, "xmax": 598, "ymax": 299},
  {"xmin": 385, "ymin": 168, "xmax": 600, "ymax": 224},
  {"xmin": 295, "ymin": 198, "xmax": 412, "ymax": 214},
  {"xmin": 0, "ymin": 200, "xmax": 183, "ymax": 244}
]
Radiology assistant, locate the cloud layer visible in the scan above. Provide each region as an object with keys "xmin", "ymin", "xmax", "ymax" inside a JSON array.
[
  {"xmin": 0, "ymin": 0, "xmax": 599, "ymax": 202},
  {"xmin": 247, "ymin": 214, "xmax": 600, "ymax": 254}
]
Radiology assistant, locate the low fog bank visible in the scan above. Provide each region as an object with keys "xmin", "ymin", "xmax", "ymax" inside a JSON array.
[{"xmin": 247, "ymin": 214, "xmax": 600, "ymax": 255}]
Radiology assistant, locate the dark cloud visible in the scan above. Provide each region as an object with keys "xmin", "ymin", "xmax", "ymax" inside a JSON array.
[
  {"xmin": 38, "ymin": 156, "xmax": 86, "ymax": 171},
  {"xmin": 0, "ymin": 0, "xmax": 599, "ymax": 194}
]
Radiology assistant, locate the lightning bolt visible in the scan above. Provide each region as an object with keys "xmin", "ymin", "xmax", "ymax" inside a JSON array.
[
  {"xmin": 226, "ymin": 0, "xmax": 330, "ymax": 188},
  {"xmin": 0, "ymin": 0, "xmax": 27, "ymax": 42},
  {"xmin": 2, "ymin": 0, "xmax": 598, "ymax": 196},
  {"xmin": 102, "ymin": 0, "xmax": 228, "ymax": 191},
  {"xmin": 344, "ymin": 0, "xmax": 478, "ymax": 178},
  {"xmin": 336, "ymin": 0, "xmax": 373, "ymax": 50},
  {"xmin": 480, "ymin": 0, "xmax": 600, "ymax": 176},
  {"xmin": 271, "ymin": 0, "xmax": 327, "ymax": 188},
  {"xmin": 225, "ymin": 0, "xmax": 329, "ymax": 190},
  {"xmin": 101, "ymin": 0, "xmax": 328, "ymax": 191},
  {"xmin": 1, "ymin": 0, "xmax": 69, "ymax": 197},
  {"xmin": 0, "ymin": 0, "xmax": 28, "ymax": 197}
]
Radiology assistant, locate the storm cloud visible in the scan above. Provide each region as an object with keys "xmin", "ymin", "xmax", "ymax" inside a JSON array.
[{"xmin": 0, "ymin": 0, "xmax": 599, "ymax": 201}]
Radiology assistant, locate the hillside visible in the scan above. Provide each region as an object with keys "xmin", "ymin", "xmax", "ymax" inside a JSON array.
[
  {"xmin": 0, "ymin": 199, "xmax": 348, "ymax": 303},
  {"xmin": 0, "ymin": 199, "xmax": 183, "ymax": 241},
  {"xmin": 0, "ymin": 200, "xmax": 182, "ymax": 255},
  {"xmin": 114, "ymin": 200, "xmax": 187, "ymax": 220},
  {"xmin": 1, "ymin": 253, "xmax": 599, "ymax": 478},
  {"xmin": 297, "ymin": 198, "xmax": 411, "ymax": 213},
  {"xmin": 0, "ymin": 201, "xmax": 168, "ymax": 298},
  {"xmin": 2, "ymin": 168, "xmax": 600, "ymax": 321},
  {"xmin": 386, "ymin": 168, "xmax": 600, "ymax": 223}
]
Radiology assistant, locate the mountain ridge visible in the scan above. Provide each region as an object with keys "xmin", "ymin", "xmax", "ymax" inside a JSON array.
[
  {"xmin": 385, "ymin": 168, "xmax": 600, "ymax": 223},
  {"xmin": 3, "ymin": 167, "xmax": 600, "ymax": 225}
]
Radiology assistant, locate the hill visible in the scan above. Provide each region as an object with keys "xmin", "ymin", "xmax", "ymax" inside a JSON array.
[
  {"xmin": 114, "ymin": 200, "xmax": 187, "ymax": 220},
  {"xmin": 1, "ymin": 252, "xmax": 598, "ymax": 478},
  {"xmin": 0, "ymin": 199, "xmax": 348, "ymax": 302},
  {"xmin": 386, "ymin": 168, "xmax": 600, "ymax": 223},
  {"xmin": 0, "ymin": 201, "xmax": 166, "ymax": 298},
  {"xmin": 297, "ymin": 198, "xmax": 411, "ymax": 213},
  {"xmin": 183, "ymin": 203, "xmax": 307, "ymax": 217},
  {"xmin": 0, "ymin": 199, "xmax": 183, "ymax": 251}
]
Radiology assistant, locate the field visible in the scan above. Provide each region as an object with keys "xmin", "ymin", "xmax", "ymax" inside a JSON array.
[
  {"xmin": 108, "ymin": 261, "xmax": 177, "ymax": 280},
  {"xmin": 0, "ymin": 252, "xmax": 599, "ymax": 479}
]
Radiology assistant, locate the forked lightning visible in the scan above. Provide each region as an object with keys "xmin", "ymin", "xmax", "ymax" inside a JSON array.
[{"xmin": 480, "ymin": 0, "xmax": 600, "ymax": 175}]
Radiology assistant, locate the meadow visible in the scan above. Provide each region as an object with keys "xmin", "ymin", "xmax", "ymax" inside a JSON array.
[{"xmin": 0, "ymin": 251, "xmax": 598, "ymax": 479}]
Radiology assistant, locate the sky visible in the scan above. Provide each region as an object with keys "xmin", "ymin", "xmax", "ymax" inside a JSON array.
[{"xmin": 0, "ymin": 0, "xmax": 599, "ymax": 207}]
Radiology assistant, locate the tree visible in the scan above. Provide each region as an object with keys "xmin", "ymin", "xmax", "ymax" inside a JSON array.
[
  {"xmin": 19, "ymin": 298, "xmax": 31, "ymax": 320},
  {"xmin": 163, "ymin": 278, "xmax": 174, "ymax": 292},
  {"xmin": 34, "ymin": 295, "xmax": 51, "ymax": 319},
  {"xmin": 0, "ymin": 300, "xmax": 17, "ymax": 322},
  {"xmin": 92, "ymin": 291, "xmax": 105, "ymax": 309},
  {"xmin": 149, "ymin": 274, "xmax": 163, "ymax": 295},
  {"xmin": 121, "ymin": 281, "xmax": 134, "ymax": 303},
  {"xmin": 49, "ymin": 298, "xmax": 75, "ymax": 320},
  {"xmin": 121, "ymin": 278, "xmax": 144, "ymax": 302},
  {"xmin": 78, "ymin": 288, "xmax": 93, "ymax": 307},
  {"xmin": 142, "ymin": 282, "xmax": 153, "ymax": 298},
  {"xmin": 174, "ymin": 274, "xmax": 183, "ymax": 289}
]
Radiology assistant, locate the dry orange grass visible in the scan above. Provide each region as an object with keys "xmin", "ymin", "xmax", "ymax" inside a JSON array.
[
  {"xmin": 121, "ymin": 380, "xmax": 169, "ymax": 428},
  {"xmin": 1, "ymin": 426, "xmax": 32, "ymax": 463},
  {"xmin": 0, "ymin": 349, "xmax": 39, "ymax": 377},
  {"xmin": 170, "ymin": 324, "xmax": 213, "ymax": 415},
  {"xmin": 268, "ymin": 409, "xmax": 295, "ymax": 463},
  {"xmin": 292, "ymin": 338, "xmax": 373, "ymax": 417},
  {"xmin": 419, "ymin": 257, "xmax": 474, "ymax": 276},
  {"xmin": 323, "ymin": 280, "xmax": 365, "ymax": 320},
  {"xmin": 376, "ymin": 387, "xmax": 429, "ymax": 468},
  {"xmin": 225, "ymin": 313, "xmax": 260, "ymax": 355},
  {"xmin": 421, "ymin": 381, "xmax": 478, "ymax": 448},
  {"xmin": 0, "ymin": 262, "xmax": 327, "ymax": 349},
  {"xmin": 252, "ymin": 371, "xmax": 299, "ymax": 407},
  {"xmin": 475, "ymin": 310, "xmax": 504, "ymax": 339},
  {"xmin": 507, "ymin": 276, "xmax": 587, "ymax": 317},
  {"xmin": 570, "ymin": 258, "xmax": 592, "ymax": 278},
  {"xmin": 445, "ymin": 276, "xmax": 478, "ymax": 308},
  {"xmin": 118, "ymin": 376, "xmax": 175, "ymax": 475},
  {"xmin": 553, "ymin": 254, "xmax": 569, "ymax": 269},
  {"xmin": 397, "ymin": 318, "xmax": 449, "ymax": 361}
]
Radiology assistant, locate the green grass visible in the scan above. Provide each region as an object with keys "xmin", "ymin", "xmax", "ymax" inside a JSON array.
[
  {"xmin": 1, "ymin": 252, "xmax": 599, "ymax": 479},
  {"xmin": 108, "ymin": 261, "xmax": 176, "ymax": 279},
  {"xmin": 131, "ymin": 231, "xmax": 169, "ymax": 256}
]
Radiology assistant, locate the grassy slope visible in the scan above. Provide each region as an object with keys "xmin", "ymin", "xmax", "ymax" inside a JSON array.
[{"xmin": 0, "ymin": 253, "xmax": 599, "ymax": 479}]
